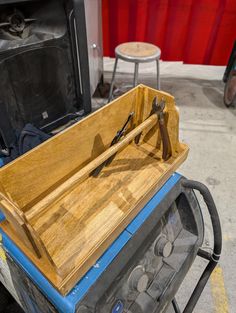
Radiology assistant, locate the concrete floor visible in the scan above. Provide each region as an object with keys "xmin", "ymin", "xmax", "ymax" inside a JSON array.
[{"xmin": 102, "ymin": 59, "xmax": 235, "ymax": 313}]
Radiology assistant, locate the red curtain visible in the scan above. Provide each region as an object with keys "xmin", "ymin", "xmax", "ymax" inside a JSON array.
[{"xmin": 102, "ymin": 0, "xmax": 236, "ymax": 65}]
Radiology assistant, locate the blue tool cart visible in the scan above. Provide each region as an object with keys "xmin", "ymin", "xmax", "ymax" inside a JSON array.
[{"xmin": 0, "ymin": 168, "xmax": 222, "ymax": 313}]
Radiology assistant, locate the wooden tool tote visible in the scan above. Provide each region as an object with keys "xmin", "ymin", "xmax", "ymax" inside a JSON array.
[{"xmin": 0, "ymin": 85, "xmax": 189, "ymax": 295}]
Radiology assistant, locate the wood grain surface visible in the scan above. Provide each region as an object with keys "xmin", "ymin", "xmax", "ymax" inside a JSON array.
[
  {"xmin": 117, "ymin": 42, "xmax": 160, "ymax": 58},
  {"xmin": 0, "ymin": 85, "xmax": 189, "ymax": 295}
]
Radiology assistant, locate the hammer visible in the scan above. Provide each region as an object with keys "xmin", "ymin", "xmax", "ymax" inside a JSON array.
[{"xmin": 135, "ymin": 97, "xmax": 172, "ymax": 161}]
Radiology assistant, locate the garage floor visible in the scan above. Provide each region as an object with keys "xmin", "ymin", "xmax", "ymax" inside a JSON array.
[{"xmin": 103, "ymin": 59, "xmax": 235, "ymax": 313}]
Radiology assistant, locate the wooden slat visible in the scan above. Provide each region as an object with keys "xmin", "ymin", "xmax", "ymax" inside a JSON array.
[
  {"xmin": 0, "ymin": 199, "xmax": 41, "ymax": 257},
  {"xmin": 0, "ymin": 221, "xmax": 62, "ymax": 284}
]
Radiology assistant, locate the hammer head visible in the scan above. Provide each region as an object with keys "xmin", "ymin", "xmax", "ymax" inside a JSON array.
[{"xmin": 151, "ymin": 96, "xmax": 165, "ymax": 115}]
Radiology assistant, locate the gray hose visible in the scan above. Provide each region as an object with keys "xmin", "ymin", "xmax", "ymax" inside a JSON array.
[{"xmin": 181, "ymin": 179, "xmax": 222, "ymax": 313}]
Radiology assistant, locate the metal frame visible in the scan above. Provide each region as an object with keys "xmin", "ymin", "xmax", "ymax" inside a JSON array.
[
  {"xmin": 72, "ymin": 0, "xmax": 92, "ymax": 114},
  {"xmin": 108, "ymin": 47, "xmax": 161, "ymax": 103},
  {"xmin": 172, "ymin": 179, "xmax": 222, "ymax": 313},
  {"xmin": 0, "ymin": 0, "xmax": 92, "ymax": 139}
]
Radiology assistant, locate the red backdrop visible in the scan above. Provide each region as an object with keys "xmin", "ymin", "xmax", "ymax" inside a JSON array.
[{"xmin": 102, "ymin": 0, "xmax": 236, "ymax": 65}]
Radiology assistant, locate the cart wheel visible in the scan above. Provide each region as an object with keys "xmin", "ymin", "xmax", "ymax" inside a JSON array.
[{"xmin": 224, "ymin": 69, "xmax": 236, "ymax": 107}]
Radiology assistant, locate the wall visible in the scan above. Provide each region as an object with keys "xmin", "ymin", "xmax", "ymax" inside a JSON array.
[{"xmin": 102, "ymin": 0, "xmax": 236, "ymax": 65}]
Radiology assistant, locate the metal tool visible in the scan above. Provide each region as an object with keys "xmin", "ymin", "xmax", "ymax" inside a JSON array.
[
  {"xmin": 153, "ymin": 96, "xmax": 172, "ymax": 161},
  {"xmin": 135, "ymin": 97, "xmax": 171, "ymax": 161},
  {"xmin": 92, "ymin": 112, "xmax": 134, "ymax": 176}
]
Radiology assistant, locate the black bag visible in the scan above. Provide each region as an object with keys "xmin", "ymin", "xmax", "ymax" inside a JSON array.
[{"xmin": 1, "ymin": 123, "xmax": 51, "ymax": 164}]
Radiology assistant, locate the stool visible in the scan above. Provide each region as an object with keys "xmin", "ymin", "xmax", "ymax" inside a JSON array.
[{"xmin": 108, "ymin": 42, "xmax": 161, "ymax": 102}]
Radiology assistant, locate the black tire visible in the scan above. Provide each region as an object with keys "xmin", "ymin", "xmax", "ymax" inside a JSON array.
[{"xmin": 224, "ymin": 69, "xmax": 236, "ymax": 107}]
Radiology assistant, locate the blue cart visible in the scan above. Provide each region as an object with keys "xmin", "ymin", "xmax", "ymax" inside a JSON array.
[{"xmin": 0, "ymin": 170, "xmax": 221, "ymax": 313}]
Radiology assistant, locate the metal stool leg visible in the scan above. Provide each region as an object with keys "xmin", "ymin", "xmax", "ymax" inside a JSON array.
[
  {"xmin": 156, "ymin": 58, "xmax": 160, "ymax": 89},
  {"xmin": 108, "ymin": 57, "xmax": 119, "ymax": 103},
  {"xmin": 133, "ymin": 62, "xmax": 139, "ymax": 87}
]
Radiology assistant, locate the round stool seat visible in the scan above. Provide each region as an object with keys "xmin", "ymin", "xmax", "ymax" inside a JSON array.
[
  {"xmin": 115, "ymin": 42, "xmax": 161, "ymax": 63},
  {"xmin": 108, "ymin": 42, "xmax": 161, "ymax": 102}
]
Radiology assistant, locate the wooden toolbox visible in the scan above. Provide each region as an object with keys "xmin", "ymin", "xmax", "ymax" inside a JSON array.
[{"xmin": 0, "ymin": 85, "xmax": 189, "ymax": 295}]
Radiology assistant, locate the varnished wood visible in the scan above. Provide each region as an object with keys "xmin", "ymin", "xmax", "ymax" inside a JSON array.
[
  {"xmin": 26, "ymin": 113, "xmax": 158, "ymax": 221},
  {"xmin": 1, "ymin": 142, "xmax": 188, "ymax": 295},
  {"xmin": 0, "ymin": 199, "xmax": 41, "ymax": 257},
  {"xmin": 0, "ymin": 221, "xmax": 62, "ymax": 284},
  {"xmin": 0, "ymin": 85, "xmax": 189, "ymax": 295},
  {"xmin": 0, "ymin": 89, "xmax": 139, "ymax": 211}
]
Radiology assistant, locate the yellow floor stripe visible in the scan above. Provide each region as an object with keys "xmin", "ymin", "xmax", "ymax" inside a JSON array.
[{"xmin": 210, "ymin": 266, "xmax": 229, "ymax": 313}]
